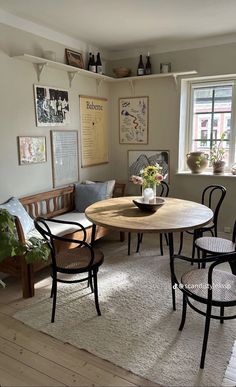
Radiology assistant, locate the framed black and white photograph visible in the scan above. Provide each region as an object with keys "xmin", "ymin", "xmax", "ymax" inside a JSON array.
[
  {"xmin": 128, "ymin": 150, "xmax": 169, "ymax": 183},
  {"xmin": 34, "ymin": 85, "xmax": 70, "ymax": 126}
]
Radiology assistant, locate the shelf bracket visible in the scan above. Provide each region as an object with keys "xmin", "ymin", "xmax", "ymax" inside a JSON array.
[
  {"xmin": 128, "ymin": 80, "xmax": 135, "ymax": 95},
  {"xmin": 34, "ymin": 62, "xmax": 47, "ymax": 82},
  {"xmin": 68, "ymin": 71, "xmax": 77, "ymax": 87},
  {"xmin": 173, "ymin": 74, "xmax": 178, "ymax": 88},
  {"xmin": 96, "ymin": 79, "xmax": 104, "ymax": 95}
]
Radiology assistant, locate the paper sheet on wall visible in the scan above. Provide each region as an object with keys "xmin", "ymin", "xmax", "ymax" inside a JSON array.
[
  {"xmin": 51, "ymin": 130, "xmax": 78, "ymax": 187},
  {"xmin": 79, "ymin": 96, "xmax": 108, "ymax": 167}
]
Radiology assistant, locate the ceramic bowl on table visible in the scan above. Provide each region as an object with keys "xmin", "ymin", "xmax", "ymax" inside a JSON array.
[{"xmin": 133, "ymin": 197, "xmax": 165, "ymax": 212}]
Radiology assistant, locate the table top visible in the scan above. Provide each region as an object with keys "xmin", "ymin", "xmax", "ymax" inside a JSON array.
[{"xmin": 85, "ymin": 196, "xmax": 213, "ymax": 233}]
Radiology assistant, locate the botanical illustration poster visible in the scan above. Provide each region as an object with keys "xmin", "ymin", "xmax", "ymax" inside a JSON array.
[
  {"xmin": 119, "ymin": 96, "xmax": 149, "ymax": 144},
  {"xmin": 128, "ymin": 150, "xmax": 169, "ymax": 183},
  {"xmin": 34, "ymin": 85, "xmax": 70, "ymax": 126},
  {"xmin": 18, "ymin": 136, "xmax": 46, "ymax": 165},
  {"xmin": 79, "ymin": 96, "xmax": 108, "ymax": 167},
  {"xmin": 51, "ymin": 130, "xmax": 78, "ymax": 187}
]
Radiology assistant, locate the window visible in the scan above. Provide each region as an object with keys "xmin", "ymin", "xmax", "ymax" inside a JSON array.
[{"xmin": 179, "ymin": 79, "xmax": 236, "ymax": 172}]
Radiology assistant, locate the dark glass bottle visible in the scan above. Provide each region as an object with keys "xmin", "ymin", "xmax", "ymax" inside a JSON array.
[
  {"xmin": 89, "ymin": 54, "xmax": 96, "ymax": 72},
  {"xmin": 96, "ymin": 52, "xmax": 103, "ymax": 74},
  {"xmin": 137, "ymin": 54, "xmax": 145, "ymax": 76},
  {"xmin": 145, "ymin": 53, "xmax": 152, "ymax": 75},
  {"xmin": 87, "ymin": 52, "xmax": 92, "ymax": 71}
]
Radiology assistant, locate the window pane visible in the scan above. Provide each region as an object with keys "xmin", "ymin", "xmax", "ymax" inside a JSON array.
[{"xmin": 191, "ymin": 84, "xmax": 232, "ymax": 166}]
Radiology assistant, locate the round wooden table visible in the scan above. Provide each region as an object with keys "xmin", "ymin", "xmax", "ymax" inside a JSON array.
[
  {"xmin": 85, "ymin": 196, "xmax": 213, "ymax": 234},
  {"xmin": 85, "ymin": 196, "xmax": 213, "ymax": 310}
]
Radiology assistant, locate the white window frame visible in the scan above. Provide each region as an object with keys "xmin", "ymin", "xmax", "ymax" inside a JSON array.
[{"xmin": 179, "ymin": 77, "xmax": 236, "ymax": 173}]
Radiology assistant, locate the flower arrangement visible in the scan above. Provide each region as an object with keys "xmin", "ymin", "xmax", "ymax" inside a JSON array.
[{"xmin": 130, "ymin": 164, "xmax": 164, "ymax": 188}]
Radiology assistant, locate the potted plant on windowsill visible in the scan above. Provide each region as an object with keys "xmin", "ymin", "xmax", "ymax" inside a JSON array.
[
  {"xmin": 209, "ymin": 132, "xmax": 226, "ymax": 174},
  {"xmin": 0, "ymin": 209, "xmax": 50, "ymax": 287}
]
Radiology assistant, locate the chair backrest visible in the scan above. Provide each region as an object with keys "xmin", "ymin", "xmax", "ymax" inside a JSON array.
[
  {"xmin": 157, "ymin": 181, "xmax": 169, "ymax": 197},
  {"xmin": 201, "ymin": 185, "xmax": 226, "ymax": 229},
  {"xmin": 34, "ymin": 217, "xmax": 88, "ymax": 268},
  {"xmin": 232, "ymin": 220, "xmax": 236, "ymax": 243}
]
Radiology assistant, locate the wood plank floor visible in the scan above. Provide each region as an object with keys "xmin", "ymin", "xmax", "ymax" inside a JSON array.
[{"xmin": 0, "ymin": 268, "xmax": 159, "ymax": 387}]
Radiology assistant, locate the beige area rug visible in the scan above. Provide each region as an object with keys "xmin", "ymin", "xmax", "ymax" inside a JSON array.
[{"xmin": 13, "ymin": 235, "xmax": 235, "ymax": 386}]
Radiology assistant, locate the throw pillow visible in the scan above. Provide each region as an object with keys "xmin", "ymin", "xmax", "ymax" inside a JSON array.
[
  {"xmin": 75, "ymin": 182, "xmax": 108, "ymax": 212},
  {"xmin": 0, "ymin": 197, "xmax": 34, "ymax": 235},
  {"xmin": 85, "ymin": 179, "xmax": 116, "ymax": 199}
]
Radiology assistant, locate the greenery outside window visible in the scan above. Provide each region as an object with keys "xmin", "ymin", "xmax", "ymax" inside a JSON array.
[{"xmin": 179, "ymin": 78, "xmax": 236, "ymax": 173}]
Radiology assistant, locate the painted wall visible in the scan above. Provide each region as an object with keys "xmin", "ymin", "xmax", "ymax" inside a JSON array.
[
  {"xmin": 0, "ymin": 25, "xmax": 113, "ymax": 203},
  {"xmin": 109, "ymin": 43, "xmax": 236, "ymax": 232}
]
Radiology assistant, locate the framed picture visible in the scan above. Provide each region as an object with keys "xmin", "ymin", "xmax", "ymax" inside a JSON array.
[
  {"xmin": 79, "ymin": 96, "xmax": 109, "ymax": 167},
  {"xmin": 65, "ymin": 49, "xmax": 84, "ymax": 69},
  {"xmin": 51, "ymin": 130, "xmax": 79, "ymax": 187},
  {"xmin": 119, "ymin": 96, "xmax": 149, "ymax": 144},
  {"xmin": 128, "ymin": 150, "xmax": 169, "ymax": 183},
  {"xmin": 160, "ymin": 63, "xmax": 171, "ymax": 73},
  {"xmin": 18, "ymin": 136, "xmax": 46, "ymax": 165},
  {"xmin": 34, "ymin": 85, "xmax": 70, "ymax": 127}
]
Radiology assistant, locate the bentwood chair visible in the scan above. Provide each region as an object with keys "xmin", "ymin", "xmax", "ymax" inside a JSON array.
[
  {"xmin": 178, "ymin": 184, "xmax": 226, "ymax": 258},
  {"xmin": 34, "ymin": 217, "xmax": 104, "ymax": 323},
  {"xmin": 195, "ymin": 220, "xmax": 236, "ymax": 268},
  {"xmin": 171, "ymin": 251, "xmax": 236, "ymax": 368},
  {"xmin": 127, "ymin": 181, "xmax": 169, "ymax": 255}
]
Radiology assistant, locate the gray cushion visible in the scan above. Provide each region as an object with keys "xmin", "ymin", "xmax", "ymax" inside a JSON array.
[
  {"xmin": 75, "ymin": 182, "xmax": 108, "ymax": 212},
  {"xmin": 0, "ymin": 197, "xmax": 34, "ymax": 235},
  {"xmin": 85, "ymin": 179, "xmax": 116, "ymax": 199}
]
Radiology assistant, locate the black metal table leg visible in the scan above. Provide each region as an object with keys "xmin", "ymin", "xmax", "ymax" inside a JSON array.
[{"xmin": 168, "ymin": 232, "xmax": 176, "ymax": 311}]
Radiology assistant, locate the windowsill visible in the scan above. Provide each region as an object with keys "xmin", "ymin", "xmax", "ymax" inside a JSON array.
[{"xmin": 176, "ymin": 171, "xmax": 236, "ymax": 177}]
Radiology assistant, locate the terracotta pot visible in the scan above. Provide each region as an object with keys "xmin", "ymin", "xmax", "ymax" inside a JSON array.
[
  {"xmin": 186, "ymin": 152, "xmax": 209, "ymax": 174},
  {"xmin": 213, "ymin": 161, "xmax": 225, "ymax": 174}
]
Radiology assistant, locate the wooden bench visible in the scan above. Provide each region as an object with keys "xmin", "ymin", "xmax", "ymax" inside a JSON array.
[{"xmin": 0, "ymin": 182, "xmax": 125, "ymax": 298}]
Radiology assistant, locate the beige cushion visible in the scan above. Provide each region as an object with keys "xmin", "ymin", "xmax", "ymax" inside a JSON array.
[{"xmin": 26, "ymin": 212, "xmax": 92, "ymax": 240}]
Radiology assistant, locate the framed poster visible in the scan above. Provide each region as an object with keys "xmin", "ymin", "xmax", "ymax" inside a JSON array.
[
  {"xmin": 34, "ymin": 85, "xmax": 70, "ymax": 126},
  {"xmin": 18, "ymin": 136, "xmax": 46, "ymax": 165},
  {"xmin": 128, "ymin": 150, "xmax": 169, "ymax": 183},
  {"xmin": 119, "ymin": 96, "xmax": 149, "ymax": 144},
  {"xmin": 65, "ymin": 48, "xmax": 84, "ymax": 69},
  {"xmin": 51, "ymin": 130, "xmax": 78, "ymax": 187},
  {"xmin": 79, "ymin": 96, "xmax": 108, "ymax": 167}
]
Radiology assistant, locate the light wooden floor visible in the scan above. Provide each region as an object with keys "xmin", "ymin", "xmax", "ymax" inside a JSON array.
[{"xmin": 0, "ymin": 268, "xmax": 159, "ymax": 387}]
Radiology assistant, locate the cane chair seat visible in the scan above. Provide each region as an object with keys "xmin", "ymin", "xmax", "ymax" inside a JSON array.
[
  {"xmin": 56, "ymin": 247, "xmax": 104, "ymax": 271},
  {"xmin": 195, "ymin": 237, "xmax": 235, "ymax": 254},
  {"xmin": 181, "ymin": 268, "xmax": 236, "ymax": 302}
]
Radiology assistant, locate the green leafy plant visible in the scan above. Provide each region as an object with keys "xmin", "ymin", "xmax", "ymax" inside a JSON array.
[
  {"xmin": 209, "ymin": 132, "xmax": 226, "ymax": 164},
  {"xmin": 0, "ymin": 209, "xmax": 50, "ymax": 286}
]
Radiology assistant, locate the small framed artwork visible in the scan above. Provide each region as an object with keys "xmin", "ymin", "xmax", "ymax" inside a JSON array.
[
  {"xmin": 51, "ymin": 130, "xmax": 79, "ymax": 187},
  {"xmin": 18, "ymin": 136, "xmax": 46, "ymax": 165},
  {"xmin": 34, "ymin": 85, "xmax": 70, "ymax": 127},
  {"xmin": 65, "ymin": 49, "xmax": 84, "ymax": 69},
  {"xmin": 128, "ymin": 150, "xmax": 169, "ymax": 183},
  {"xmin": 119, "ymin": 96, "xmax": 149, "ymax": 144},
  {"xmin": 160, "ymin": 63, "xmax": 171, "ymax": 73}
]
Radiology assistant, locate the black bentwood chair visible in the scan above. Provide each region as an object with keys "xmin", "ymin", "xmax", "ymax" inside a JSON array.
[
  {"xmin": 127, "ymin": 181, "xmax": 170, "ymax": 255},
  {"xmin": 171, "ymin": 251, "xmax": 236, "ymax": 369},
  {"xmin": 34, "ymin": 217, "xmax": 104, "ymax": 323},
  {"xmin": 195, "ymin": 220, "xmax": 236, "ymax": 268},
  {"xmin": 178, "ymin": 184, "xmax": 226, "ymax": 258}
]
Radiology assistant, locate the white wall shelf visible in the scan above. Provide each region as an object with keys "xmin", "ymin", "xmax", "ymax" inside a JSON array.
[{"xmin": 12, "ymin": 54, "xmax": 197, "ymax": 88}]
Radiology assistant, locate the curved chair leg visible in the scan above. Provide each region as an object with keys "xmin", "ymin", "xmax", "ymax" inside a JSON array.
[
  {"xmin": 136, "ymin": 233, "xmax": 142, "ymax": 253},
  {"xmin": 93, "ymin": 268, "xmax": 101, "ymax": 316},
  {"xmin": 178, "ymin": 232, "xmax": 184, "ymax": 255},
  {"xmin": 220, "ymin": 306, "xmax": 224, "ymax": 324},
  {"xmin": 51, "ymin": 278, "xmax": 57, "ymax": 323},
  {"xmin": 164, "ymin": 233, "xmax": 169, "ymax": 246},
  {"xmin": 128, "ymin": 232, "xmax": 131, "ymax": 255},
  {"xmin": 200, "ymin": 303, "xmax": 212, "ymax": 369},
  {"xmin": 179, "ymin": 294, "xmax": 187, "ymax": 331},
  {"xmin": 88, "ymin": 270, "xmax": 94, "ymax": 293},
  {"xmin": 159, "ymin": 233, "xmax": 163, "ymax": 255}
]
